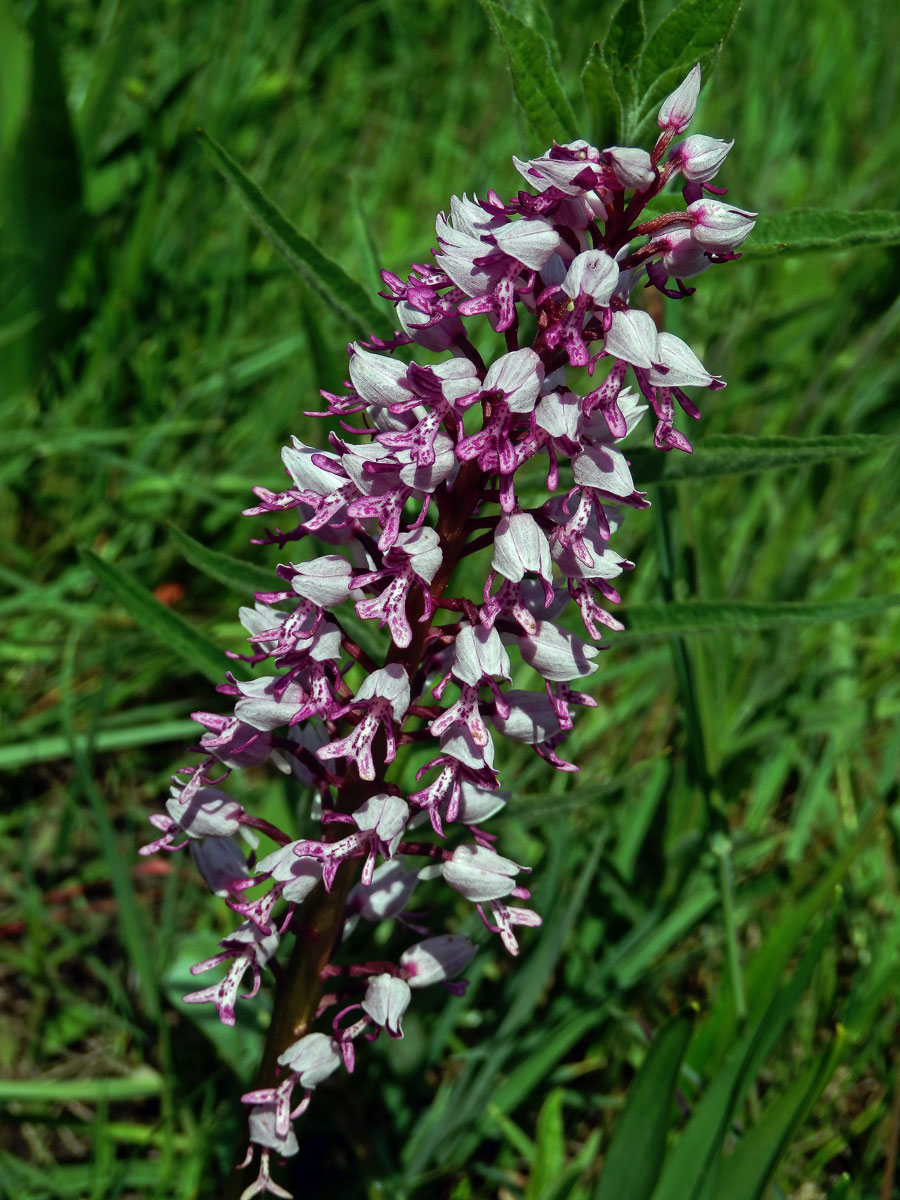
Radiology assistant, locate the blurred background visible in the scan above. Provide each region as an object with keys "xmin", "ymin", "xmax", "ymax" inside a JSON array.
[{"xmin": 1, "ymin": 0, "xmax": 899, "ymax": 1197}]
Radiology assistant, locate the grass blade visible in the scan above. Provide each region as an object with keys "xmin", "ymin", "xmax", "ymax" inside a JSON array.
[
  {"xmin": 594, "ymin": 1008, "xmax": 696, "ymax": 1200},
  {"xmin": 79, "ymin": 547, "xmax": 245, "ymax": 683},
  {"xmin": 714, "ymin": 1030, "xmax": 844, "ymax": 1200},
  {"xmin": 168, "ymin": 523, "xmax": 273, "ymax": 595}
]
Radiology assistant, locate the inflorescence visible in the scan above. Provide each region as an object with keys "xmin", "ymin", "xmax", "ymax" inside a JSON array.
[{"xmin": 143, "ymin": 65, "xmax": 754, "ymax": 1198}]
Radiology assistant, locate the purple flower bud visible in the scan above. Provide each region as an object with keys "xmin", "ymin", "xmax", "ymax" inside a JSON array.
[
  {"xmin": 443, "ymin": 844, "xmax": 522, "ymax": 901},
  {"xmin": 362, "ymin": 974, "xmax": 411, "ymax": 1036},
  {"xmin": 670, "ymin": 135, "xmax": 733, "ymax": 182},
  {"xmin": 165, "ymin": 789, "xmax": 243, "ymax": 838},
  {"xmin": 571, "ymin": 444, "xmax": 637, "ymax": 498},
  {"xmin": 190, "ymin": 839, "xmax": 248, "ymax": 897},
  {"xmin": 351, "ymin": 859, "xmax": 419, "ymax": 921},
  {"xmin": 657, "ymin": 63, "xmax": 702, "ymax": 134},
  {"xmin": 400, "ymin": 934, "xmax": 477, "ymax": 987},
  {"xmin": 648, "ymin": 332, "xmax": 723, "ymax": 389},
  {"xmin": 349, "ymin": 343, "xmax": 411, "ymax": 408},
  {"xmin": 687, "ymin": 199, "xmax": 757, "ymax": 250},
  {"xmin": 492, "ymin": 690, "xmax": 562, "ymax": 744},
  {"xmin": 455, "ymin": 780, "xmax": 508, "ymax": 824},
  {"xmin": 481, "ymin": 348, "xmax": 544, "ymax": 413},
  {"xmin": 248, "ymin": 1103, "xmax": 300, "ymax": 1156}
]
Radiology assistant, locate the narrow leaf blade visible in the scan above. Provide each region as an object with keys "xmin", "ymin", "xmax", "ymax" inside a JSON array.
[
  {"xmin": 79, "ymin": 547, "xmax": 240, "ymax": 683},
  {"xmin": 594, "ymin": 1008, "xmax": 696, "ymax": 1200},
  {"xmin": 197, "ymin": 130, "xmax": 390, "ymax": 339},
  {"xmin": 618, "ymin": 594, "xmax": 900, "ymax": 641},
  {"xmin": 627, "ymin": 432, "xmax": 894, "ymax": 485},
  {"xmin": 743, "ymin": 209, "xmax": 900, "ymax": 258},
  {"xmin": 168, "ymin": 523, "xmax": 273, "ymax": 596}
]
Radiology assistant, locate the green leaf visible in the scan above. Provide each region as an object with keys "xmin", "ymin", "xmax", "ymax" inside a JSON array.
[
  {"xmin": 651, "ymin": 918, "xmax": 834, "ymax": 1200},
  {"xmin": 628, "ymin": 432, "xmax": 893, "ymax": 485},
  {"xmin": 168, "ymin": 523, "xmax": 273, "ymax": 596},
  {"xmin": 582, "ymin": 43, "xmax": 623, "ymax": 145},
  {"xmin": 0, "ymin": 719, "xmax": 196, "ymax": 772},
  {"xmin": 715, "ymin": 1031, "xmax": 844, "ymax": 1200},
  {"xmin": 79, "ymin": 547, "xmax": 244, "ymax": 683},
  {"xmin": 743, "ymin": 209, "xmax": 900, "ymax": 258},
  {"xmin": 0, "ymin": 1070, "xmax": 163, "ymax": 1104},
  {"xmin": 525, "ymin": 1089, "xmax": 567, "ymax": 1200},
  {"xmin": 197, "ymin": 129, "xmax": 390, "ymax": 340},
  {"xmin": 617, "ymin": 594, "xmax": 900, "ymax": 642},
  {"xmin": 603, "ymin": 0, "xmax": 646, "ymax": 111},
  {"xmin": 594, "ymin": 1008, "xmax": 696, "ymax": 1200},
  {"xmin": 479, "ymin": 0, "xmax": 577, "ymax": 145},
  {"xmin": 632, "ymin": 0, "xmax": 741, "ymax": 140}
]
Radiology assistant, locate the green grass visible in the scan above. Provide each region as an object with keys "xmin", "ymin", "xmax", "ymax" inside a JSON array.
[{"xmin": 2, "ymin": 0, "xmax": 900, "ymax": 1197}]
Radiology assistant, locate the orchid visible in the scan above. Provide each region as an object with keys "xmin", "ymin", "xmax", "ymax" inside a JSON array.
[{"xmin": 144, "ymin": 64, "xmax": 754, "ymax": 1198}]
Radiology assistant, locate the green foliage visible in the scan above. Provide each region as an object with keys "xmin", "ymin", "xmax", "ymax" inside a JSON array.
[
  {"xmin": 479, "ymin": 0, "xmax": 578, "ymax": 146},
  {"xmin": 3, "ymin": 0, "xmax": 900, "ymax": 1198},
  {"xmin": 746, "ymin": 208, "xmax": 900, "ymax": 257},
  {"xmin": 198, "ymin": 130, "xmax": 391, "ymax": 340},
  {"xmin": 593, "ymin": 1008, "xmax": 695, "ymax": 1200}
]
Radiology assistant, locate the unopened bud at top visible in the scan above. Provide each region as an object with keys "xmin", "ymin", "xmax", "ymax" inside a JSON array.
[{"xmin": 657, "ymin": 64, "xmax": 701, "ymax": 134}]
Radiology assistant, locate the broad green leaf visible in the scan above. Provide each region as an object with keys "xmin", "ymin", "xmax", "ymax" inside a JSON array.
[
  {"xmin": 479, "ymin": 0, "xmax": 578, "ymax": 145},
  {"xmin": 582, "ymin": 43, "xmax": 623, "ymax": 145},
  {"xmin": 632, "ymin": 0, "xmax": 741, "ymax": 140},
  {"xmin": 603, "ymin": 0, "xmax": 645, "ymax": 111},
  {"xmin": 628, "ymin": 432, "xmax": 893, "ymax": 485},
  {"xmin": 168, "ymin": 523, "xmax": 274, "ymax": 595},
  {"xmin": 744, "ymin": 208, "xmax": 900, "ymax": 258},
  {"xmin": 617, "ymin": 593, "xmax": 900, "ymax": 642},
  {"xmin": 594, "ymin": 1008, "xmax": 696, "ymax": 1200},
  {"xmin": 651, "ymin": 917, "xmax": 834, "ymax": 1200},
  {"xmin": 79, "ymin": 547, "xmax": 246, "ymax": 683},
  {"xmin": 525, "ymin": 1089, "xmax": 567, "ymax": 1200},
  {"xmin": 198, "ymin": 130, "xmax": 391, "ymax": 339},
  {"xmin": 501, "ymin": 0, "xmax": 562, "ymax": 72},
  {"xmin": 715, "ymin": 1031, "xmax": 844, "ymax": 1200}
]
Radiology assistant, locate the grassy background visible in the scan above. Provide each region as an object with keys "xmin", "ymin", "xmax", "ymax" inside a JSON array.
[{"xmin": 2, "ymin": 0, "xmax": 899, "ymax": 1197}]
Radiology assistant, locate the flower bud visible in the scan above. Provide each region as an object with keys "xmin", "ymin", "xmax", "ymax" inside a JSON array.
[
  {"xmin": 670, "ymin": 134, "xmax": 733, "ymax": 182},
  {"xmin": 362, "ymin": 974, "xmax": 411, "ymax": 1036},
  {"xmin": 400, "ymin": 934, "xmax": 477, "ymax": 986},
  {"xmin": 657, "ymin": 63, "xmax": 701, "ymax": 134},
  {"xmin": 687, "ymin": 199, "xmax": 757, "ymax": 250},
  {"xmin": 442, "ymin": 844, "xmax": 522, "ymax": 902},
  {"xmin": 278, "ymin": 1032, "xmax": 342, "ymax": 1086}
]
